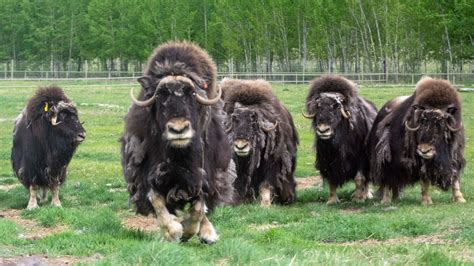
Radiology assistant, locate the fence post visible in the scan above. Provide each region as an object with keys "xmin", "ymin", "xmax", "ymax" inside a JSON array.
[{"xmin": 11, "ymin": 59, "xmax": 14, "ymax": 79}]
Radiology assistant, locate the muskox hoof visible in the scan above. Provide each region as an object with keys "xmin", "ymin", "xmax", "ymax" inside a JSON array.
[
  {"xmin": 453, "ymin": 196, "xmax": 466, "ymax": 203},
  {"xmin": 351, "ymin": 191, "xmax": 367, "ymax": 203},
  {"xmin": 199, "ymin": 230, "xmax": 219, "ymax": 245},
  {"xmin": 260, "ymin": 199, "xmax": 271, "ymax": 208},
  {"xmin": 380, "ymin": 197, "xmax": 391, "ymax": 205},
  {"xmin": 162, "ymin": 220, "xmax": 184, "ymax": 242},
  {"xmin": 26, "ymin": 202, "xmax": 38, "ymax": 210},
  {"xmin": 421, "ymin": 196, "xmax": 433, "ymax": 205},
  {"xmin": 51, "ymin": 201, "xmax": 62, "ymax": 208},
  {"xmin": 326, "ymin": 197, "xmax": 340, "ymax": 205}
]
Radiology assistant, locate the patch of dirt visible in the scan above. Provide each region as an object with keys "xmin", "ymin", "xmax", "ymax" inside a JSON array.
[
  {"xmin": 296, "ymin": 176, "xmax": 323, "ymax": 190},
  {"xmin": 337, "ymin": 229, "xmax": 459, "ymax": 246},
  {"xmin": 0, "ymin": 254, "xmax": 102, "ymax": 266},
  {"xmin": 249, "ymin": 221, "xmax": 280, "ymax": 231},
  {"xmin": 108, "ymin": 188, "xmax": 127, "ymax": 193},
  {"xmin": 339, "ymin": 208, "xmax": 362, "ymax": 214},
  {"xmin": 0, "ymin": 184, "xmax": 20, "ymax": 191},
  {"xmin": 122, "ymin": 215, "xmax": 158, "ymax": 233},
  {"xmin": 0, "ymin": 209, "xmax": 68, "ymax": 240}
]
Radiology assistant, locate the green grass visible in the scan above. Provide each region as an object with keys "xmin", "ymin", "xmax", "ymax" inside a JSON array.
[{"xmin": 1, "ymin": 82, "xmax": 474, "ymax": 265}]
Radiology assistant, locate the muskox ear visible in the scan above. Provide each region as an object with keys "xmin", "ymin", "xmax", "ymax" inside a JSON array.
[{"xmin": 137, "ymin": 76, "xmax": 153, "ymax": 90}]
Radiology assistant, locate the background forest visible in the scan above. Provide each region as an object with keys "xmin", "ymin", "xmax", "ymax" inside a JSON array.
[{"xmin": 0, "ymin": 0, "xmax": 472, "ymax": 74}]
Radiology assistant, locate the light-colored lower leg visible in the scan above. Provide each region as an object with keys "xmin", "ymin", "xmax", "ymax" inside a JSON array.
[
  {"xmin": 352, "ymin": 176, "xmax": 368, "ymax": 202},
  {"xmin": 148, "ymin": 191, "xmax": 183, "ymax": 242},
  {"xmin": 392, "ymin": 187, "xmax": 401, "ymax": 201},
  {"xmin": 199, "ymin": 215, "xmax": 219, "ymax": 244},
  {"xmin": 182, "ymin": 200, "xmax": 205, "ymax": 241},
  {"xmin": 27, "ymin": 186, "xmax": 38, "ymax": 210},
  {"xmin": 452, "ymin": 179, "xmax": 466, "ymax": 203},
  {"xmin": 421, "ymin": 179, "xmax": 433, "ymax": 205},
  {"xmin": 40, "ymin": 188, "xmax": 48, "ymax": 204},
  {"xmin": 327, "ymin": 183, "xmax": 340, "ymax": 205},
  {"xmin": 259, "ymin": 184, "xmax": 272, "ymax": 207},
  {"xmin": 51, "ymin": 185, "xmax": 62, "ymax": 207},
  {"xmin": 380, "ymin": 185, "xmax": 391, "ymax": 204}
]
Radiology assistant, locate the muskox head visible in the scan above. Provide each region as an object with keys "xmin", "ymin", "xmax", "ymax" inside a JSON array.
[
  {"xmin": 227, "ymin": 103, "xmax": 278, "ymax": 157},
  {"xmin": 303, "ymin": 92, "xmax": 351, "ymax": 140},
  {"xmin": 131, "ymin": 75, "xmax": 221, "ymax": 148},
  {"xmin": 405, "ymin": 105, "xmax": 462, "ymax": 160}
]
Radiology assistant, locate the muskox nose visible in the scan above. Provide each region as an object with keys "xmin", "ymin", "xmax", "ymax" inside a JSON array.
[
  {"xmin": 316, "ymin": 124, "xmax": 330, "ymax": 133},
  {"xmin": 417, "ymin": 144, "xmax": 435, "ymax": 159},
  {"xmin": 76, "ymin": 132, "xmax": 86, "ymax": 143},
  {"xmin": 167, "ymin": 119, "xmax": 191, "ymax": 134},
  {"xmin": 234, "ymin": 139, "xmax": 251, "ymax": 157},
  {"xmin": 234, "ymin": 140, "xmax": 249, "ymax": 150}
]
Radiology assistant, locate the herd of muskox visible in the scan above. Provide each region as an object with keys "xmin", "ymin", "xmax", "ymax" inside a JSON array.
[{"xmin": 10, "ymin": 41, "xmax": 467, "ymax": 243}]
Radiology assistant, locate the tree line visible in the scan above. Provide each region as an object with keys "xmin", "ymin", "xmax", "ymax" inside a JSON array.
[{"xmin": 0, "ymin": 0, "xmax": 472, "ymax": 74}]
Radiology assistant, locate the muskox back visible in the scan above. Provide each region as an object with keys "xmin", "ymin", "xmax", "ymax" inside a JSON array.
[
  {"xmin": 367, "ymin": 77, "xmax": 466, "ymax": 204},
  {"xmin": 11, "ymin": 87, "xmax": 85, "ymax": 209},
  {"xmin": 304, "ymin": 75, "xmax": 377, "ymax": 204},
  {"xmin": 221, "ymin": 79, "xmax": 298, "ymax": 206}
]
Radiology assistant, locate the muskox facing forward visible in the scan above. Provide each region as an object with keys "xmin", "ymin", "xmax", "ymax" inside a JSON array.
[
  {"xmin": 221, "ymin": 79, "xmax": 298, "ymax": 207},
  {"xmin": 11, "ymin": 87, "xmax": 86, "ymax": 209},
  {"xmin": 367, "ymin": 77, "xmax": 466, "ymax": 204},
  {"xmin": 121, "ymin": 42, "xmax": 235, "ymax": 243},
  {"xmin": 303, "ymin": 75, "xmax": 377, "ymax": 204}
]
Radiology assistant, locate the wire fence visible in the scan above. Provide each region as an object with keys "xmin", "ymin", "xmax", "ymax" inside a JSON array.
[{"xmin": 0, "ymin": 70, "xmax": 473, "ymax": 87}]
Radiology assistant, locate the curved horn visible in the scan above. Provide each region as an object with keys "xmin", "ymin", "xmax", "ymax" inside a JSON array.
[
  {"xmin": 446, "ymin": 117, "xmax": 463, "ymax": 132},
  {"xmin": 340, "ymin": 107, "xmax": 351, "ymax": 119},
  {"xmin": 225, "ymin": 120, "xmax": 233, "ymax": 133},
  {"xmin": 51, "ymin": 113, "xmax": 61, "ymax": 126},
  {"xmin": 261, "ymin": 121, "xmax": 279, "ymax": 132},
  {"xmin": 196, "ymin": 85, "xmax": 222, "ymax": 105},
  {"xmin": 130, "ymin": 87, "xmax": 156, "ymax": 107},
  {"xmin": 405, "ymin": 120, "xmax": 420, "ymax": 131},
  {"xmin": 302, "ymin": 110, "xmax": 316, "ymax": 119}
]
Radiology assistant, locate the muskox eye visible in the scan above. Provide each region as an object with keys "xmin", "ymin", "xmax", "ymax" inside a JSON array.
[{"xmin": 447, "ymin": 107, "xmax": 457, "ymax": 115}]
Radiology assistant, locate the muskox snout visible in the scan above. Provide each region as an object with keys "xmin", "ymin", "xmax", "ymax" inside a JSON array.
[
  {"xmin": 316, "ymin": 124, "xmax": 333, "ymax": 140},
  {"xmin": 165, "ymin": 118, "xmax": 194, "ymax": 148},
  {"xmin": 234, "ymin": 139, "xmax": 251, "ymax": 157},
  {"xmin": 75, "ymin": 132, "xmax": 86, "ymax": 143},
  {"xmin": 417, "ymin": 144, "xmax": 436, "ymax": 159}
]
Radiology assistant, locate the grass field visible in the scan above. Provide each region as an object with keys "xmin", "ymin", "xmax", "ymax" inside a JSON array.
[{"xmin": 0, "ymin": 81, "xmax": 473, "ymax": 265}]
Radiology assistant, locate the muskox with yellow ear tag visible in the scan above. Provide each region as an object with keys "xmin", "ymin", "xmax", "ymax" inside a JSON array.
[{"xmin": 11, "ymin": 86, "xmax": 86, "ymax": 210}]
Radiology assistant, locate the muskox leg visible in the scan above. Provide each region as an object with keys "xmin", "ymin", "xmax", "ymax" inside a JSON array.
[
  {"xmin": 181, "ymin": 199, "xmax": 205, "ymax": 241},
  {"xmin": 39, "ymin": 188, "xmax": 48, "ymax": 204},
  {"xmin": 148, "ymin": 191, "xmax": 183, "ymax": 242},
  {"xmin": 199, "ymin": 215, "xmax": 219, "ymax": 244},
  {"xmin": 27, "ymin": 186, "xmax": 39, "ymax": 210},
  {"xmin": 327, "ymin": 183, "xmax": 340, "ymax": 205},
  {"xmin": 452, "ymin": 178, "xmax": 466, "ymax": 203},
  {"xmin": 352, "ymin": 175, "xmax": 370, "ymax": 203},
  {"xmin": 380, "ymin": 185, "xmax": 391, "ymax": 204},
  {"xmin": 420, "ymin": 179, "xmax": 433, "ymax": 205},
  {"xmin": 259, "ymin": 183, "xmax": 272, "ymax": 207},
  {"xmin": 51, "ymin": 185, "xmax": 62, "ymax": 208}
]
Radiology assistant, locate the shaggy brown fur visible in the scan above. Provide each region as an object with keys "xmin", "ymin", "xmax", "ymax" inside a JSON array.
[
  {"xmin": 222, "ymin": 79, "xmax": 298, "ymax": 205},
  {"xmin": 307, "ymin": 75, "xmax": 358, "ymax": 104},
  {"xmin": 414, "ymin": 77, "xmax": 461, "ymax": 109}
]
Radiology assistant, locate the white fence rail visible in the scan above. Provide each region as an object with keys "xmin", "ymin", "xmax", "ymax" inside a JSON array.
[{"xmin": 0, "ymin": 71, "xmax": 473, "ymax": 86}]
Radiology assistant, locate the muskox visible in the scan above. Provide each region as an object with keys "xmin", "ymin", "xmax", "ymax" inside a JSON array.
[
  {"xmin": 11, "ymin": 87, "xmax": 86, "ymax": 210},
  {"xmin": 221, "ymin": 79, "xmax": 298, "ymax": 207},
  {"xmin": 121, "ymin": 42, "xmax": 235, "ymax": 243},
  {"xmin": 367, "ymin": 77, "xmax": 466, "ymax": 204},
  {"xmin": 303, "ymin": 75, "xmax": 377, "ymax": 204}
]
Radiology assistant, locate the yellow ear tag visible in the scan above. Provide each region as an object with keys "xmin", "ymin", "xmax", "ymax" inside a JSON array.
[{"xmin": 44, "ymin": 102, "xmax": 49, "ymax": 112}]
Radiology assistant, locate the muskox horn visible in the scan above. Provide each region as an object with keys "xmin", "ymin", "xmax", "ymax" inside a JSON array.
[
  {"xmin": 225, "ymin": 120, "xmax": 233, "ymax": 133},
  {"xmin": 405, "ymin": 120, "xmax": 420, "ymax": 131},
  {"xmin": 302, "ymin": 110, "xmax": 316, "ymax": 119},
  {"xmin": 130, "ymin": 87, "xmax": 156, "ymax": 107},
  {"xmin": 340, "ymin": 107, "xmax": 351, "ymax": 119},
  {"xmin": 446, "ymin": 117, "xmax": 463, "ymax": 132},
  {"xmin": 195, "ymin": 85, "xmax": 222, "ymax": 105},
  {"xmin": 51, "ymin": 113, "xmax": 61, "ymax": 126},
  {"xmin": 261, "ymin": 121, "xmax": 279, "ymax": 132}
]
